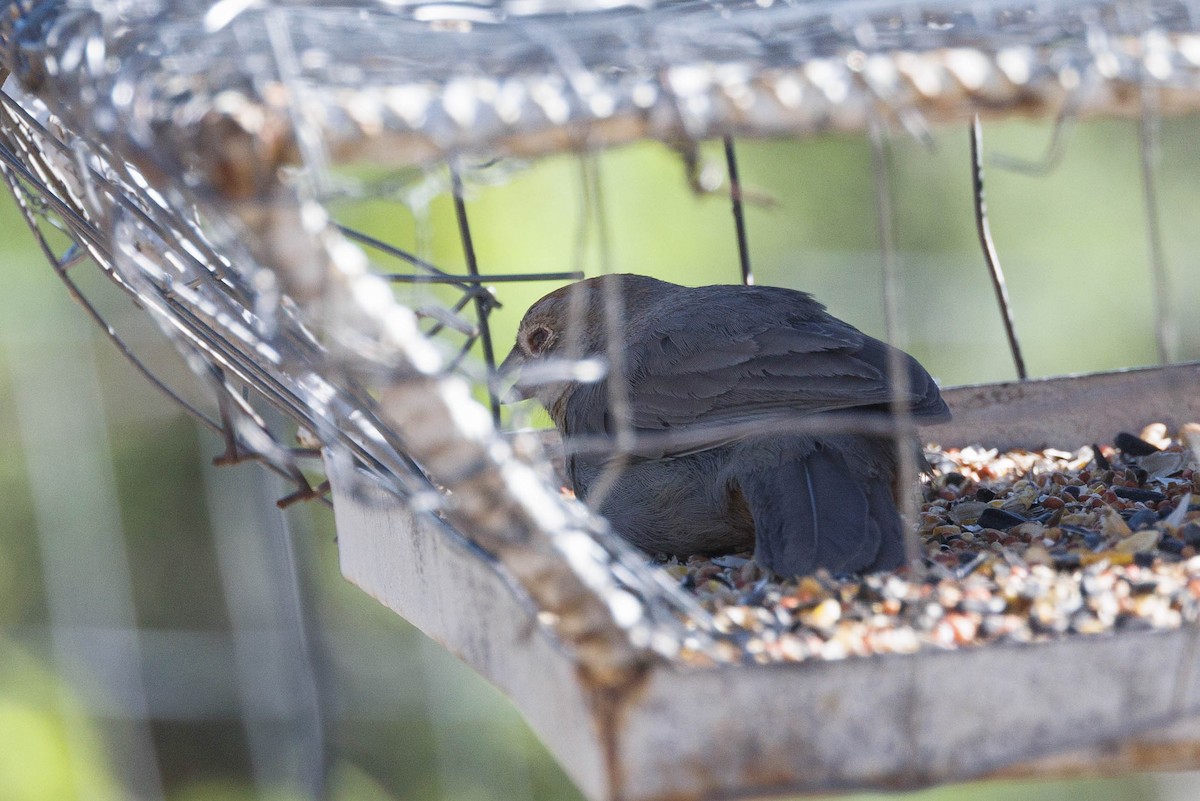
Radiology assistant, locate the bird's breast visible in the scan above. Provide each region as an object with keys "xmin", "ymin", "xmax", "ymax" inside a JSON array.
[{"xmin": 571, "ymin": 447, "xmax": 756, "ymax": 557}]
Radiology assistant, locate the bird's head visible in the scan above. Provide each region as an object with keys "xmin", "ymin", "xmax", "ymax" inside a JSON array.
[{"xmin": 499, "ymin": 274, "xmax": 672, "ymax": 426}]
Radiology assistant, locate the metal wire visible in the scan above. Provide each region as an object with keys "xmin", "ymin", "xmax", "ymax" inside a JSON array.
[
  {"xmin": 1139, "ymin": 82, "xmax": 1178, "ymax": 364},
  {"xmin": 41, "ymin": 0, "xmax": 1200, "ymax": 172},
  {"xmin": 0, "ymin": 3, "xmax": 718, "ymax": 689},
  {"xmin": 449, "ymin": 162, "xmax": 502, "ymax": 423},
  {"xmin": 0, "ymin": 81, "xmax": 434, "ymax": 513},
  {"xmin": 867, "ymin": 114, "xmax": 922, "ymax": 570},
  {"xmin": 724, "ymin": 137, "xmax": 754, "ymax": 287},
  {"xmin": 4, "ymin": 7, "xmax": 1200, "ymax": 801},
  {"xmin": 970, "ymin": 116, "xmax": 1028, "ymax": 381},
  {"xmin": 2, "ymin": 0, "xmax": 1200, "ymax": 702}
]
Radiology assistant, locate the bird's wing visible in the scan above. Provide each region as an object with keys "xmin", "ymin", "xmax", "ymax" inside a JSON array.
[
  {"xmin": 621, "ymin": 286, "xmax": 946, "ymax": 427},
  {"xmin": 737, "ymin": 442, "xmax": 900, "ymax": 576}
]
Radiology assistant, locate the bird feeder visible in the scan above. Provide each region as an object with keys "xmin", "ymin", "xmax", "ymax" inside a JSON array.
[
  {"xmin": 331, "ymin": 363, "xmax": 1200, "ymax": 801},
  {"xmin": 5, "ymin": 1, "xmax": 1200, "ymax": 800}
]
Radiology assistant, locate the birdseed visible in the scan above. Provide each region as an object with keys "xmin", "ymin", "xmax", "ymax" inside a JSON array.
[{"xmin": 666, "ymin": 423, "xmax": 1200, "ymax": 665}]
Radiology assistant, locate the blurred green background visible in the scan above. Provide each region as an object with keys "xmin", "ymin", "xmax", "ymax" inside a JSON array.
[{"xmin": 1, "ymin": 114, "xmax": 1199, "ymax": 801}]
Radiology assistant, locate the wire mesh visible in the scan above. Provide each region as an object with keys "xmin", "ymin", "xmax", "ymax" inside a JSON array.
[
  {"xmin": 4, "ymin": 0, "xmax": 1200, "ymax": 671},
  {"xmin": 3, "ymin": 0, "xmax": 1200, "ymax": 797},
  {"xmin": 0, "ymin": 0, "xmax": 731, "ymax": 688}
]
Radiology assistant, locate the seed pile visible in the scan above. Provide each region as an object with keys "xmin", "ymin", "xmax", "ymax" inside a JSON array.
[{"xmin": 667, "ymin": 423, "xmax": 1200, "ymax": 664}]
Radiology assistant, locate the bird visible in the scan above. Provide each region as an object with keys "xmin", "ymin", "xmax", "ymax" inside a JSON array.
[{"xmin": 499, "ymin": 274, "xmax": 950, "ymax": 577}]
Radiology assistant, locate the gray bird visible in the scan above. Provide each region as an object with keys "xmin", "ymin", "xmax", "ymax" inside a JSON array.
[{"xmin": 500, "ymin": 274, "xmax": 949, "ymax": 577}]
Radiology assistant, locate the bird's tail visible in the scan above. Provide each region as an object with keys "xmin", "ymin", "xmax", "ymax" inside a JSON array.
[{"xmin": 734, "ymin": 439, "xmax": 906, "ymax": 577}]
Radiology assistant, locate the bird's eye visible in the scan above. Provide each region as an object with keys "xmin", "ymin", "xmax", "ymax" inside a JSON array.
[{"xmin": 526, "ymin": 325, "xmax": 553, "ymax": 354}]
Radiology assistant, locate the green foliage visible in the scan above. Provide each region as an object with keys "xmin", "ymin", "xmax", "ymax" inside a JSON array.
[{"xmin": 0, "ymin": 645, "xmax": 118, "ymax": 801}]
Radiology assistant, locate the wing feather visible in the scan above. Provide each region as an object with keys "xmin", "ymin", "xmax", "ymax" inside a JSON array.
[
  {"xmin": 566, "ymin": 283, "xmax": 949, "ymax": 454},
  {"xmin": 622, "ymin": 286, "xmax": 947, "ymax": 430}
]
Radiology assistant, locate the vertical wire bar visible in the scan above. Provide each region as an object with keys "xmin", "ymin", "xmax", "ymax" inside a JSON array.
[
  {"xmin": 557, "ymin": 156, "xmax": 595, "ymax": 405},
  {"xmin": 723, "ymin": 137, "xmax": 754, "ymax": 286},
  {"xmin": 203, "ymin": 451, "xmax": 329, "ymax": 800},
  {"xmin": 547, "ymin": 156, "xmax": 598, "ymax": 483},
  {"xmin": 264, "ymin": 9, "xmax": 331, "ymax": 195},
  {"xmin": 868, "ymin": 119, "xmax": 921, "ymax": 572},
  {"xmin": 5, "ymin": 308, "xmax": 167, "ymax": 801},
  {"xmin": 578, "ymin": 152, "xmax": 634, "ymax": 509},
  {"xmin": 274, "ymin": 501, "xmax": 332, "ymax": 799},
  {"xmin": 970, "ymin": 117, "xmax": 1028, "ymax": 380},
  {"xmin": 449, "ymin": 163, "xmax": 501, "ymax": 424},
  {"xmin": 1138, "ymin": 92, "xmax": 1175, "ymax": 364}
]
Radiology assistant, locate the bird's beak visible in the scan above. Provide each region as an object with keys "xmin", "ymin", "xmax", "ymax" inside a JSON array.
[
  {"xmin": 495, "ymin": 348, "xmax": 606, "ymax": 409},
  {"xmin": 495, "ymin": 349, "xmax": 532, "ymax": 403}
]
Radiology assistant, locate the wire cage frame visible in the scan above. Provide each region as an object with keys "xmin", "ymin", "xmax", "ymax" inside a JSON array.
[{"xmin": 5, "ymin": 1, "xmax": 1200, "ymax": 800}]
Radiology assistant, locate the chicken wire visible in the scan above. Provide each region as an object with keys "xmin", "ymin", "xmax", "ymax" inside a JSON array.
[{"xmin": 1, "ymin": 0, "xmax": 1198, "ymax": 697}]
